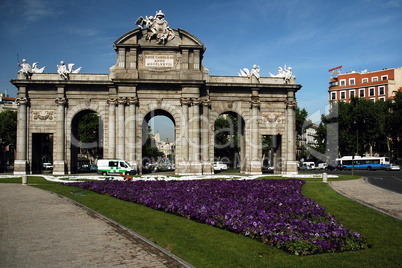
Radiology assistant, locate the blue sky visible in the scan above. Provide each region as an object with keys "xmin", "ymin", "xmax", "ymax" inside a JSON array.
[{"xmin": 1, "ymin": 0, "xmax": 401, "ymax": 141}]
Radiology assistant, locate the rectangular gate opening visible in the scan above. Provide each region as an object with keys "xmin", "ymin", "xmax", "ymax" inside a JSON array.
[{"xmin": 32, "ymin": 133, "xmax": 53, "ymax": 174}]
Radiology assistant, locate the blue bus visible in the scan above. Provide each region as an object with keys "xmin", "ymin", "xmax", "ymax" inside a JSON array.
[{"xmin": 336, "ymin": 156, "xmax": 390, "ymax": 171}]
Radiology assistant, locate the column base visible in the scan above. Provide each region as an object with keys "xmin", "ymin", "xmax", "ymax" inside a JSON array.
[
  {"xmin": 53, "ymin": 161, "xmax": 66, "ymax": 175},
  {"xmin": 202, "ymin": 161, "xmax": 214, "ymax": 175},
  {"xmin": 13, "ymin": 160, "xmax": 29, "ymax": 175},
  {"xmin": 284, "ymin": 161, "xmax": 298, "ymax": 174}
]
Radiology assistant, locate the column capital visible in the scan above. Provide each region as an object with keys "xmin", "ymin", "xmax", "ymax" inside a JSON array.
[
  {"xmin": 127, "ymin": 97, "xmax": 139, "ymax": 106},
  {"xmin": 117, "ymin": 97, "xmax": 127, "ymax": 105},
  {"xmin": 285, "ymin": 100, "xmax": 297, "ymax": 110},
  {"xmin": 16, "ymin": 97, "xmax": 29, "ymax": 106},
  {"xmin": 180, "ymin": 97, "xmax": 191, "ymax": 106},
  {"xmin": 107, "ymin": 98, "xmax": 118, "ymax": 105},
  {"xmin": 55, "ymin": 97, "xmax": 67, "ymax": 105},
  {"xmin": 250, "ymin": 99, "xmax": 260, "ymax": 109},
  {"xmin": 192, "ymin": 98, "xmax": 202, "ymax": 106},
  {"xmin": 201, "ymin": 98, "xmax": 211, "ymax": 107}
]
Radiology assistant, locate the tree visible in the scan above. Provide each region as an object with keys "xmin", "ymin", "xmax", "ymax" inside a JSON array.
[
  {"xmin": 316, "ymin": 98, "xmax": 390, "ymax": 159},
  {"xmin": 77, "ymin": 112, "xmax": 102, "ymax": 160},
  {"xmin": 214, "ymin": 114, "xmax": 240, "ymax": 165},
  {"xmin": 0, "ymin": 110, "xmax": 17, "ymax": 165},
  {"xmin": 0, "ymin": 110, "xmax": 17, "ymax": 146},
  {"xmin": 295, "ymin": 107, "xmax": 311, "ymax": 160},
  {"xmin": 142, "ymin": 125, "xmax": 164, "ymax": 161},
  {"xmin": 387, "ymin": 92, "xmax": 402, "ymax": 160}
]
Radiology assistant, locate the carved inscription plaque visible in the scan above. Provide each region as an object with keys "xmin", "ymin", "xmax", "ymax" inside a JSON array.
[{"xmin": 145, "ymin": 55, "xmax": 174, "ymax": 67}]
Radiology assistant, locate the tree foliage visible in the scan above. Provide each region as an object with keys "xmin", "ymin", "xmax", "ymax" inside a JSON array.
[
  {"xmin": 315, "ymin": 95, "xmax": 401, "ymax": 160},
  {"xmin": 78, "ymin": 113, "xmax": 99, "ymax": 143},
  {"xmin": 143, "ymin": 126, "xmax": 164, "ymax": 160},
  {"xmin": 214, "ymin": 114, "xmax": 240, "ymax": 162},
  {"xmin": 0, "ymin": 110, "xmax": 17, "ymax": 146}
]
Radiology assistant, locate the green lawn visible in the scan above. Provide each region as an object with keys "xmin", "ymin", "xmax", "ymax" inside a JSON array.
[{"xmin": 2, "ymin": 176, "xmax": 402, "ymax": 267}]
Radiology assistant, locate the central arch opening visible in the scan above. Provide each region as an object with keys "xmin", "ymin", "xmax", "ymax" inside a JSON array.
[
  {"xmin": 214, "ymin": 112, "xmax": 245, "ymax": 173},
  {"xmin": 142, "ymin": 110, "xmax": 175, "ymax": 173},
  {"xmin": 70, "ymin": 110, "xmax": 103, "ymax": 173}
]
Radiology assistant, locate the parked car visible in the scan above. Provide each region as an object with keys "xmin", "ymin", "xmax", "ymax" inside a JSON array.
[
  {"xmin": 214, "ymin": 162, "xmax": 228, "ymax": 171},
  {"xmin": 43, "ymin": 163, "xmax": 53, "ymax": 170},
  {"xmin": 386, "ymin": 164, "xmax": 400, "ymax": 171}
]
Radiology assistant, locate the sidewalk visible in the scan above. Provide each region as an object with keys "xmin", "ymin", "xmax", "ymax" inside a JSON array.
[
  {"xmin": 0, "ymin": 183, "xmax": 193, "ymax": 268},
  {"xmin": 329, "ymin": 178, "xmax": 402, "ymax": 221}
]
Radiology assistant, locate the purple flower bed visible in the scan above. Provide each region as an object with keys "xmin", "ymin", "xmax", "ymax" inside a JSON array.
[{"xmin": 66, "ymin": 179, "xmax": 369, "ymax": 255}]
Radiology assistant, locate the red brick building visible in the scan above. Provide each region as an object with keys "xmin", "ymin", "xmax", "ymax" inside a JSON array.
[{"xmin": 328, "ymin": 67, "xmax": 402, "ymax": 102}]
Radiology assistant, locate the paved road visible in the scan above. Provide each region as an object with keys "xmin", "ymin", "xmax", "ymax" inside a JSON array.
[
  {"xmin": 0, "ymin": 183, "xmax": 192, "ymax": 268},
  {"xmin": 306, "ymin": 169, "xmax": 402, "ymax": 194}
]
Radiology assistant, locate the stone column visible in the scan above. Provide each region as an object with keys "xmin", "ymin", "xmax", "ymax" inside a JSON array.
[
  {"xmin": 117, "ymin": 97, "xmax": 126, "ymax": 160},
  {"xmin": 201, "ymin": 98, "xmax": 213, "ymax": 174},
  {"xmin": 14, "ymin": 96, "xmax": 29, "ymax": 174},
  {"xmin": 249, "ymin": 97, "xmax": 261, "ymax": 174},
  {"xmin": 127, "ymin": 97, "xmax": 138, "ymax": 169},
  {"xmin": 190, "ymin": 98, "xmax": 202, "ymax": 174},
  {"xmin": 178, "ymin": 97, "xmax": 190, "ymax": 174},
  {"xmin": 53, "ymin": 97, "xmax": 67, "ymax": 175},
  {"xmin": 285, "ymin": 94, "xmax": 298, "ymax": 174},
  {"xmin": 107, "ymin": 98, "xmax": 117, "ymax": 158}
]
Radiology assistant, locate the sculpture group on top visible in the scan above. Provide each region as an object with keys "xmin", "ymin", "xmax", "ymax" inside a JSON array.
[
  {"xmin": 17, "ymin": 58, "xmax": 81, "ymax": 80},
  {"xmin": 269, "ymin": 65, "xmax": 294, "ymax": 84},
  {"xmin": 135, "ymin": 10, "xmax": 175, "ymax": 45},
  {"xmin": 238, "ymin": 64, "xmax": 295, "ymax": 84},
  {"xmin": 238, "ymin": 65, "xmax": 261, "ymax": 80},
  {"xmin": 57, "ymin": 61, "xmax": 82, "ymax": 80},
  {"xmin": 18, "ymin": 59, "xmax": 45, "ymax": 79}
]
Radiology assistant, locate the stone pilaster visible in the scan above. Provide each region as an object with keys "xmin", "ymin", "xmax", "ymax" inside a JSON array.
[
  {"xmin": 127, "ymin": 97, "xmax": 139, "ymax": 169},
  {"xmin": 53, "ymin": 97, "xmax": 67, "ymax": 174},
  {"xmin": 117, "ymin": 97, "xmax": 126, "ymax": 160},
  {"xmin": 107, "ymin": 98, "xmax": 117, "ymax": 158},
  {"xmin": 284, "ymin": 96, "xmax": 298, "ymax": 174},
  {"xmin": 190, "ymin": 98, "xmax": 202, "ymax": 174},
  {"xmin": 177, "ymin": 97, "xmax": 190, "ymax": 174},
  {"xmin": 14, "ymin": 97, "xmax": 29, "ymax": 174},
  {"xmin": 201, "ymin": 98, "xmax": 213, "ymax": 174},
  {"xmin": 248, "ymin": 97, "xmax": 262, "ymax": 174}
]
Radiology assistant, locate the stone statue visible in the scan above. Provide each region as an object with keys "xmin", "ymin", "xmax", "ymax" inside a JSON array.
[
  {"xmin": 269, "ymin": 65, "xmax": 294, "ymax": 83},
  {"xmin": 32, "ymin": 62, "xmax": 45, "ymax": 73},
  {"xmin": 18, "ymin": 59, "xmax": 33, "ymax": 79},
  {"xmin": 135, "ymin": 10, "xmax": 175, "ymax": 45},
  {"xmin": 238, "ymin": 65, "xmax": 260, "ymax": 80},
  {"xmin": 57, "ymin": 61, "xmax": 82, "ymax": 80}
]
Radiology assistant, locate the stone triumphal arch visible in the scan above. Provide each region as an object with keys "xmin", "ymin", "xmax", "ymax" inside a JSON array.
[{"xmin": 12, "ymin": 10, "xmax": 301, "ymax": 176}]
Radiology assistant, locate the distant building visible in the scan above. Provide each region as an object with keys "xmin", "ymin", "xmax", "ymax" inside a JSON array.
[
  {"xmin": 154, "ymin": 132, "xmax": 175, "ymax": 157},
  {"xmin": 301, "ymin": 124, "xmax": 318, "ymax": 147},
  {"xmin": 328, "ymin": 67, "xmax": 402, "ymax": 103},
  {"xmin": 0, "ymin": 93, "xmax": 17, "ymax": 112}
]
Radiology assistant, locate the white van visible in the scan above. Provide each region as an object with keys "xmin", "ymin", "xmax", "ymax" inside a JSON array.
[{"xmin": 96, "ymin": 159, "xmax": 137, "ymax": 176}]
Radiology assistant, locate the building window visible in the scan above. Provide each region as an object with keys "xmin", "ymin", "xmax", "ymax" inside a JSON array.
[
  {"xmin": 340, "ymin": 91, "xmax": 346, "ymax": 99},
  {"xmin": 340, "ymin": 79, "xmax": 346, "ymax": 86},
  {"xmin": 372, "ymin": 77, "xmax": 378, "ymax": 82},
  {"xmin": 359, "ymin": 89, "xmax": 365, "ymax": 97},
  {"xmin": 381, "ymin": 75, "xmax": 388, "ymax": 80},
  {"xmin": 362, "ymin": 78, "xmax": 368, "ymax": 83},
  {"xmin": 331, "ymin": 92, "xmax": 336, "ymax": 100},
  {"xmin": 369, "ymin": 87, "xmax": 375, "ymax": 96},
  {"xmin": 370, "ymin": 98, "xmax": 375, "ymax": 102},
  {"xmin": 350, "ymin": 90, "xmax": 355, "ymax": 98},
  {"xmin": 379, "ymin": 86, "xmax": 385, "ymax": 95},
  {"xmin": 379, "ymin": 97, "xmax": 385, "ymax": 101},
  {"xmin": 349, "ymin": 78, "xmax": 355, "ymax": 86}
]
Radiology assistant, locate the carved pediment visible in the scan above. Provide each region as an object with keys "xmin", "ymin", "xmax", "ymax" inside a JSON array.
[{"xmin": 114, "ymin": 28, "xmax": 204, "ymax": 48}]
